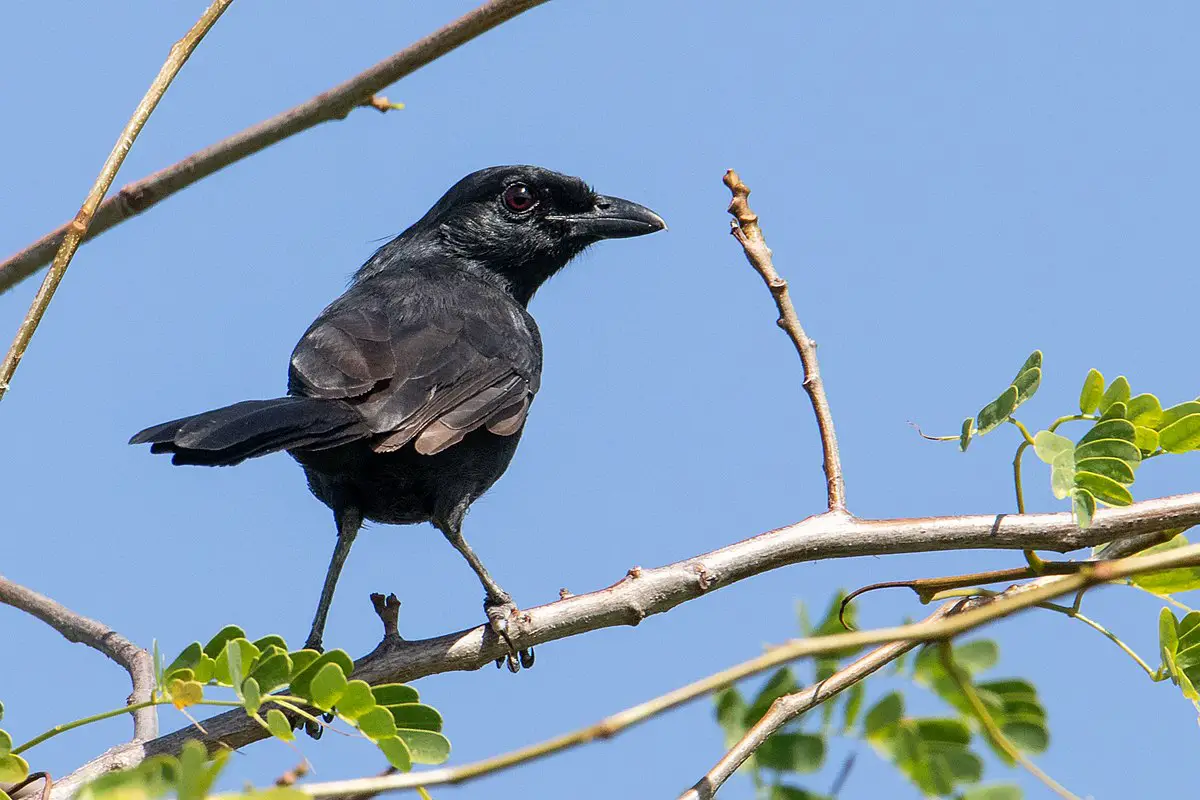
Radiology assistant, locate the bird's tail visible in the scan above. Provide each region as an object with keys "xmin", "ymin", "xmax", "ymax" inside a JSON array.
[{"xmin": 129, "ymin": 397, "xmax": 367, "ymax": 466}]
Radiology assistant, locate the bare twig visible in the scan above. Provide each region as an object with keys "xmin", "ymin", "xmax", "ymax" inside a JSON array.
[
  {"xmin": 50, "ymin": 513, "xmax": 1200, "ymax": 799},
  {"xmin": 724, "ymin": 169, "xmax": 846, "ymax": 510},
  {"xmin": 678, "ymin": 603, "xmax": 960, "ymax": 800},
  {"xmin": 940, "ymin": 643, "xmax": 1080, "ymax": 800},
  {"xmin": 0, "ymin": 0, "xmax": 551, "ymax": 295},
  {"xmin": 0, "ymin": 576, "xmax": 157, "ymax": 741},
  {"xmin": 0, "ymin": 0, "xmax": 233, "ymax": 401}
]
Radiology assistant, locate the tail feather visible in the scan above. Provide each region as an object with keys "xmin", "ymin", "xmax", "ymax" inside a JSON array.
[{"xmin": 130, "ymin": 397, "xmax": 366, "ymax": 466}]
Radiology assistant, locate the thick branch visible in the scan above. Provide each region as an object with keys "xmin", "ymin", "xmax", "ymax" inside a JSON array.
[
  {"xmin": 50, "ymin": 493, "xmax": 1200, "ymax": 797},
  {"xmin": 0, "ymin": 0, "xmax": 234, "ymax": 401},
  {"xmin": 724, "ymin": 169, "xmax": 846, "ymax": 510},
  {"xmin": 679, "ymin": 603, "xmax": 960, "ymax": 800},
  {"xmin": 0, "ymin": 0, "xmax": 551, "ymax": 295},
  {"xmin": 0, "ymin": 576, "xmax": 157, "ymax": 741}
]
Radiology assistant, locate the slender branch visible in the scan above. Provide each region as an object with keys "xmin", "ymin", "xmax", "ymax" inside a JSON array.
[
  {"xmin": 50, "ymin": 503, "xmax": 1200, "ymax": 799},
  {"xmin": 724, "ymin": 169, "xmax": 846, "ymax": 510},
  {"xmin": 0, "ymin": 0, "xmax": 233, "ymax": 401},
  {"xmin": 940, "ymin": 644, "xmax": 1080, "ymax": 800},
  {"xmin": 0, "ymin": 576, "xmax": 158, "ymax": 741},
  {"xmin": 0, "ymin": 0, "xmax": 551, "ymax": 295},
  {"xmin": 678, "ymin": 603, "xmax": 961, "ymax": 800}
]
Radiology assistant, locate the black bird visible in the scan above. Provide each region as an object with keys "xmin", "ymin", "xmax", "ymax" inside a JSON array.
[{"xmin": 131, "ymin": 165, "xmax": 665, "ymax": 670}]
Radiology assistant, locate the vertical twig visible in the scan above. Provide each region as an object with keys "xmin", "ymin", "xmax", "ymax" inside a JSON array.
[
  {"xmin": 723, "ymin": 170, "xmax": 847, "ymax": 511},
  {"xmin": 0, "ymin": 0, "xmax": 234, "ymax": 401}
]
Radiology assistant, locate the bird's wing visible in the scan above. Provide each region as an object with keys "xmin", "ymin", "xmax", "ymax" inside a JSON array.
[{"xmin": 288, "ymin": 292, "xmax": 536, "ymax": 455}]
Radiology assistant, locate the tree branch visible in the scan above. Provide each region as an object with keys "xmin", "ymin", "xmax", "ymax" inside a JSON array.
[
  {"xmin": 0, "ymin": 0, "xmax": 234, "ymax": 401},
  {"xmin": 47, "ymin": 493, "xmax": 1200, "ymax": 798},
  {"xmin": 724, "ymin": 169, "xmax": 846, "ymax": 510},
  {"xmin": 0, "ymin": 0, "xmax": 551, "ymax": 296},
  {"xmin": 0, "ymin": 576, "xmax": 157, "ymax": 742},
  {"xmin": 678, "ymin": 602, "xmax": 961, "ymax": 800}
]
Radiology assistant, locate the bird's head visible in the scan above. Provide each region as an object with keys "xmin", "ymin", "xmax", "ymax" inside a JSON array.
[{"xmin": 396, "ymin": 165, "xmax": 665, "ymax": 303}]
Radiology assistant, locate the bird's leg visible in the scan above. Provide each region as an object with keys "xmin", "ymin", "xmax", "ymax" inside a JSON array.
[
  {"xmin": 305, "ymin": 504, "xmax": 363, "ymax": 652},
  {"xmin": 435, "ymin": 506, "xmax": 533, "ymax": 673},
  {"xmin": 302, "ymin": 504, "xmax": 362, "ymax": 739}
]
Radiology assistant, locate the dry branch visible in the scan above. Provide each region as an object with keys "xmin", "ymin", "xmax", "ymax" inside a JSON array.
[{"xmin": 0, "ymin": 0, "xmax": 551, "ymax": 296}]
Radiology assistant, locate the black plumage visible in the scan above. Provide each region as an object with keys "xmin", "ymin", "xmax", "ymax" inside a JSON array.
[{"xmin": 131, "ymin": 165, "xmax": 664, "ymax": 669}]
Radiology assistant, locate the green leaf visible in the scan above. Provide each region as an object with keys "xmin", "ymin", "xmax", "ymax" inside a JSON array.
[
  {"xmin": 1012, "ymin": 367, "xmax": 1041, "ymax": 406},
  {"xmin": 0, "ymin": 729, "xmax": 10, "ymax": 757},
  {"xmin": 309, "ymin": 663, "xmax": 348, "ymax": 711},
  {"xmin": 1159, "ymin": 414, "xmax": 1200, "ymax": 453},
  {"xmin": 288, "ymin": 650, "xmax": 354, "ymax": 701},
  {"xmin": 203, "ymin": 625, "xmax": 247, "ymax": 659},
  {"xmin": 954, "ymin": 639, "xmax": 999, "ymax": 674},
  {"xmin": 265, "ymin": 709, "xmax": 295, "ymax": 742},
  {"xmin": 371, "ymin": 683, "xmax": 420, "ymax": 706},
  {"xmin": 745, "ymin": 668, "xmax": 799, "ymax": 726},
  {"xmin": 335, "ymin": 680, "xmax": 377, "ymax": 720},
  {"xmin": 1079, "ymin": 368, "xmax": 1104, "ymax": 413},
  {"xmin": 1075, "ymin": 456, "xmax": 1135, "ymax": 486},
  {"xmin": 388, "ymin": 704, "xmax": 443, "ymax": 732},
  {"xmin": 356, "ymin": 707, "xmax": 398, "ymax": 741},
  {"xmin": 756, "ymin": 732, "xmax": 825, "ymax": 773},
  {"xmin": 193, "ymin": 655, "xmax": 215, "ymax": 684},
  {"xmin": 771, "ymin": 787, "xmax": 830, "ymax": 800},
  {"xmin": 1126, "ymin": 393, "xmax": 1163, "ymax": 427},
  {"xmin": 241, "ymin": 677, "xmax": 262, "ymax": 715},
  {"xmin": 864, "ymin": 692, "xmax": 903, "ymax": 738},
  {"xmin": 1074, "ymin": 438, "xmax": 1141, "ymax": 465},
  {"xmin": 395, "ymin": 730, "xmax": 451, "ymax": 765},
  {"xmin": 177, "ymin": 740, "xmax": 228, "ymax": 800},
  {"xmin": 1098, "ymin": 376, "xmax": 1131, "ymax": 413},
  {"xmin": 840, "ymin": 681, "xmax": 865, "ymax": 734},
  {"xmin": 1050, "ymin": 451, "xmax": 1076, "ymax": 500},
  {"xmin": 287, "ymin": 650, "xmax": 321, "ymax": 679},
  {"xmin": 0, "ymin": 754, "xmax": 29, "ymax": 783},
  {"xmin": 1078, "ymin": 419, "xmax": 1136, "ymax": 446},
  {"xmin": 213, "ymin": 639, "xmax": 260, "ymax": 689},
  {"xmin": 249, "ymin": 652, "xmax": 293, "ymax": 695},
  {"xmin": 1099, "ymin": 401, "xmax": 1127, "ymax": 421},
  {"xmin": 165, "ymin": 642, "xmax": 203, "ymax": 681},
  {"xmin": 1159, "ymin": 401, "xmax": 1200, "ymax": 431},
  {"xmin": 714, "ymin": 687, "xmax": 747, "ymax": 748},
  {"xmin": 976, "ymin": 386, "xmax": 1018, "ymax": 435},
  {"xmin": 1002, "ymin": 719, "xmax": 1049, "ymax": 753},
  {"xmin": 252, "ymin": 635, "xmax": 288, "ymax": 652},
  {"xmin": 1075, "ymin": 471, "xmax": 1133, "ymax": 506},
  {"xmin": 375, "ymin": 736, "xmax": 412, "ymax": 772},
  {"xmin": 1032, "ymin": 430, "xmax": 1073, "ymax": 464},
  {"xmin": 1013, "ymin": 350, "xmax": 1043, "ymax": 379},
  {"xmin": 960, "ymin": 417, "xmax": 974, "ymax": 451},
  {"xmin": 961, "ymin": 784, "xmax": 1024, "ymax": 800},
  {"xmin": 1135, "ymin": 426, "xmax": 1160, "ymax": 454},
  {"xmin": 1072, "ymin": 489, "xmax": 1095, "ymax": 528},
  {"xmin": 1131, "ymin": 537, "xmax": 1200, "ymax": 595}
]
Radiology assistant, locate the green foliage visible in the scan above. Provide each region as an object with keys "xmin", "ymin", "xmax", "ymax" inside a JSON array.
[
  {"xmin": 0, "ymin": 701, "xmax": 30, "ymax": 787},
  {"xmin": 69, "ymin": 627, "xmax": 450, "ymax": 800},
  {"xmin": 1157, "ymin": 607, "xmax": 1200, "ymax": 713},
  {"xmin": 1131, "ymin": 535, "xmax": 1200, "ymax": 596},
  {"xmin": 711, "ymin": 598, "xmax": 1041, "ymax": 800},
  {"xmin": 931, "ymin": 354, "xmax": 1199, "ymax": 528}
]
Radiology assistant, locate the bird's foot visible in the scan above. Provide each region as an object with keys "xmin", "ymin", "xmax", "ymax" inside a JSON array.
[
  {"xmin": 485, "ymin": 595, "xmax": 534, "ymax": 673},
  {"xmin": 296, "ymin": 639, "xmax": 335, "ymax": 739}
]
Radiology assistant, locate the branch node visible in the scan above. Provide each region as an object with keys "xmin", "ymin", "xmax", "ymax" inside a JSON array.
[{"xmin": 370, "ymin": 592, "xmax": 402, "ymax": 641}]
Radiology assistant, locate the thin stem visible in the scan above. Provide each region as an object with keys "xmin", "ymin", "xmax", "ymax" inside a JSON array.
[
  {"xmin": 12, "ymin": 699, "xmax": 242, "ymax": 755},
  {"xmin": 0, "ymin": 0, "xmax": 234, "ymax": 401},
  {"xmin": 1049, "ymin": 414, "xmax": 1095, "ymax": 433},
  {"xmin": 939, "ymin": 644, "xmax": 1080, "ymax": 800},
  {"xmin": 1036, "ymin": 602, "xmax": 1159, "ymax": 679},
  {"xmin": 1008, "ymin": 417, "xmax": 1036, "ymax": 446},
  {"xmin": 724, "ymin": 169, "xmax": 846, "ymax": 511},
  {"xmin": 1013, "ymin": 440, "xmax": 1029, "ymax": 514}
]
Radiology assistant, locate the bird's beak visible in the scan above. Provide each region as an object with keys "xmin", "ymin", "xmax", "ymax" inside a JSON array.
[{"xmin": 551, "ymin": 195, "xmax": 667, "ymax": 239}]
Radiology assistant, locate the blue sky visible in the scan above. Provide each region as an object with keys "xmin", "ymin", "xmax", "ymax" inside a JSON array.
[{"xmin": 2, "ymin": 2, "xmax": 1198, "ymax": 797}]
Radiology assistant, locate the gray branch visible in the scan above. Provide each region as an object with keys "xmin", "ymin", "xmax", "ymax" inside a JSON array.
[{"xmin": 48, "ymin": 492, "xmax": 1200, "ymax": 798}]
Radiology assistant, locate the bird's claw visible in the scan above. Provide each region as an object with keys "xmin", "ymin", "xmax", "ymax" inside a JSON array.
[{"xmin": 485, "ymin": 597, "xmax": 533, "ymax": 673}]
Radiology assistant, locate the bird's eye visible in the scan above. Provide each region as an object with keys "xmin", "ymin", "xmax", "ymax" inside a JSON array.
[{"xmin": 502, "ymin": 183, "xmax": 537, "ymax": 212}]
